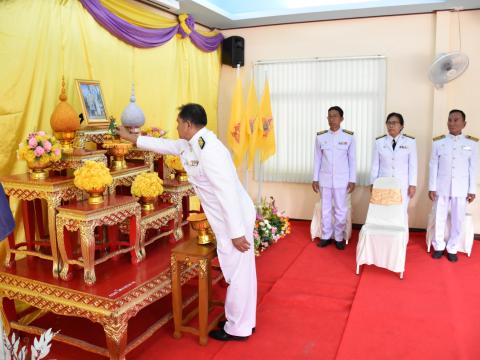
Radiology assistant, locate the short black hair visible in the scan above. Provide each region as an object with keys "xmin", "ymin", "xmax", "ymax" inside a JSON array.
[
  {"xmin": 386, "ymin": 112, "xmax": 404, "ymax": 126},
  {"xmin": 177, "ymin": 103, "xmax": 207, "ymax": 126},
  {"xmin": 328, "ymin": 106, "xmax": 343, "ymax": 118},
  {"xmin": 449, "ymin": 109, "xmax": 466, "ymax": 121}
]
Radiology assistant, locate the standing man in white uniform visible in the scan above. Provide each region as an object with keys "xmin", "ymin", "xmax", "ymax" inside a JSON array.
[
  {"xmin": 429, "ymin": 109, "xmax": 478, "ymax": 262},
  {"xmin": 312, "ymin": 106, "xmax": 356, "ymax": 250},
  {"xmin": 371, "ymin": 112, "xmax": 417, "ymax": 217},
  {"xmin": 118, "ymin": 103, "xmax": 257, "ymax": 340}
]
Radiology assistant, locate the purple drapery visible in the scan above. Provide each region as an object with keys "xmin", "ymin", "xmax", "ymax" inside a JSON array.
[{"xmin": 79, "ymin": 0, "xmax": 223, "ymax": 52}]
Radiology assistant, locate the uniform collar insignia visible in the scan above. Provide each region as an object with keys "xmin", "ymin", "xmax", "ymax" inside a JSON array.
[{"xmin": 198, "ymin": 137, "xmax": 205, "ymax": 149}]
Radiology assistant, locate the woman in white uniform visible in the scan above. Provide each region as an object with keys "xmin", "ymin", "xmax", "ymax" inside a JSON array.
[{"xmin": 370, "ymin": 112, "xmax": 417, "ymax": 219}]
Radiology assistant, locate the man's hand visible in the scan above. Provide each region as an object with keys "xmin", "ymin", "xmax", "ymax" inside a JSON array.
[
  {"xmin": 117, "ymin": 126, "xmax": 138, "ymax": 143},
  {"xmin": 232, "ymin": 236, "xmax": 250, "ymax": 252},
  {"xmin": 428, "ymin": 191, "xmax": 437, "ymax": 201},
  {"xmin": 312, "ymin": 181, "xmax": 320, "ymax": 193},
  {"xmin": 467, "ymin": 193, "xmax": 476, "ymax": 203},
  {"xmin": 408, "ymin": 185, "xmax": 416, "ymax": 198},
  {"xmin": 347, "ymin": 182, "xmax": 355, "ymax": 194}
]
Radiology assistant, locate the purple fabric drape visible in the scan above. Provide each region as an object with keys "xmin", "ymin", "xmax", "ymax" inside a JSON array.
[{"xmin": 79, "ymin": 0, "xmax": 223, "ymax": 51}]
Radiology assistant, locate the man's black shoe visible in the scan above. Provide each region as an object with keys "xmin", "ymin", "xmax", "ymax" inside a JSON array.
[
  {"xmin": 446, "ymin": 252, "xmax": 458, "ymax": 262},
  {"xmin": 432, "ymin": 250, "xmax": 443, "ymax": 259},
  {"xmin": 218, "ymin": 320, "xmax": 255, "ymax": 333},
  {"xmin": 335, "ymin": 240, "xmax": 346, "ymax": 250},
  {"xmin": 208, "ymin": 328, "xmax": 249, "ymax": 342},
  {"xmin": 317, "ymin": 239, "xmax": 332, "ymax": 248}
]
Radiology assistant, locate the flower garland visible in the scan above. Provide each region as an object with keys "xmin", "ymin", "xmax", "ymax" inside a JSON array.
[
  {"xmin": 74, "ymin": 161, "xmax": 113, "ymax": 191},
  {"xmin": 131, "ymin": 172, "xmax": 164, "ymax": 197},
  {"xmin": 17, "ymin": 131, "xmax": 62, "ymax": 166},
  {"xmin": 254, "ymin": 197, "xmax": 290, "ymax": 256},
  {"xmin": 141, "ymin": 126, "xmax": 166, "ymax": 138},
  {"xmin": 164, "ymin": 155, "xmax": 185, "ymax": 172}
]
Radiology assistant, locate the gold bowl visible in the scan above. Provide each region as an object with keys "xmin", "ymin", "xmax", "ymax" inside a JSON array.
[
  {"xmin": 175, "ymin": 170, "xmax": 188, "ymax": 182},
  {"xmin": 102, "ymin": 140, "xmax": 133, "ymax": 170},
  {"xmin": 140, "ymin": 196, "xmax": 156, "ymax": 211},
  {"xmin": 27, "ymin": 160, "xmax": 51, "ymax": 180},
  {"xmin": 187, "ymin": 213, "xmax": 215, "ymax": 245},
  {"xmin": 86, "ymin": 186, "xmax": 106, "ymax": 205}
]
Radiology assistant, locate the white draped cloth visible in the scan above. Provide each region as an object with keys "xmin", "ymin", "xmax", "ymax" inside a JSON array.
[{"xmin": 356, "ymin": 177, "xmax": 408, "ymax": 276}]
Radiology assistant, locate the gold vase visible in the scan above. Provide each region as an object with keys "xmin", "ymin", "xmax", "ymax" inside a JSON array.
[
  {"xmin": 175, "ymin": 170, "xmax": 188, "ymax": 182},
  {"xmin": 187, "ymin": 213, "xmax": 215, "ymax": 245},
  {"xmin": 86, "ymin": 187, "xmax": 106, "ymax": 205},
  {"xmin": 140, "ymin": 196, "xmax": 156, "ymax": 211},
  {"xmin": 27, "ymin": 161, "xmax": 51, "ymax": 180},
  {"xmin": 55, "ymin": 131, "xmax": 76, "ymax": 153}
]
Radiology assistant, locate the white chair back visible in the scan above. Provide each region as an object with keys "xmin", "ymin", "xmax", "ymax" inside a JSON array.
[{"xmin": 365, "ymin": 177, "xmax": 405, "ymax": 228}]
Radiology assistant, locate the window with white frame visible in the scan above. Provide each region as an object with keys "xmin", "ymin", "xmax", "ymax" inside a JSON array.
[{"xmin": 254, "ymin": 56, "xmax": 386, "ymax": 186}]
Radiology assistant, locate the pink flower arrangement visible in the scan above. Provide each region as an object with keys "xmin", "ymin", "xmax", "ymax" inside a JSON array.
[{"xmin": 18, "ymin": 131, "xmax": 62, "ymax": 166}]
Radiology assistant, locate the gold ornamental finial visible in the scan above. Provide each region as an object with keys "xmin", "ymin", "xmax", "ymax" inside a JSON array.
[{"xmin": 59, "ymin": 76, "xmax": 67, "ymax": 102}]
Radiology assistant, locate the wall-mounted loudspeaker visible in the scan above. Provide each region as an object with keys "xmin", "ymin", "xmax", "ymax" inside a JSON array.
[{"xmin": 221, "ymin": 36, "xmax": 244, "ymax": 67}]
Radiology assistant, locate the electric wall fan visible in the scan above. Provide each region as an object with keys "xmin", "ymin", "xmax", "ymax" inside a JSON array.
[{"xmin": 428, "ymin": 52, "xmax": 469, "ymax": 89}]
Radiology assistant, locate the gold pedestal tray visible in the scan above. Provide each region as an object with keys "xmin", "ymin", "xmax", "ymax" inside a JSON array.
[{"xmin": 187, "ymin": 213, "xmax": 215, "ymax": 245}]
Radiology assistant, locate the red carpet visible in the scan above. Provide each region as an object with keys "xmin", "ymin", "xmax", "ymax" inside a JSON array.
[{"xmin": 39, "ymin": 221, "xmax": 480, "ymax": 359}]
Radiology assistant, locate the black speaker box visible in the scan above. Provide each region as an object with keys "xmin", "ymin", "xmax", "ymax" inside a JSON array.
[{"xmin": 222, "ymin": 36, "xmax": 244, "ymax": 67}]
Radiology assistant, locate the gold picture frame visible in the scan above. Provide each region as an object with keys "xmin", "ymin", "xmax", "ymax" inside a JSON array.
[{"xmin": 75, "ymin": 79, "xmax": 108, "ymax": 125}]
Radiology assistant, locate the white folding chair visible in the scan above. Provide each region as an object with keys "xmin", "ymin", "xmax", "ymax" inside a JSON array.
[
  {"xmin": 310, "ymin": 194, "xmax": 352, "ymax": 243},
  {"xmin": 356, "ymin": 177, "xmax": 408, "ymax": 279},
  {"xmin": 426, "ymin": 210, "xmax": 474, "ymax": 257}
]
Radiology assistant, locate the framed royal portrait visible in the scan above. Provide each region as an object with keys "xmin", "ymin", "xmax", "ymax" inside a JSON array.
[{"xmin": 75, "ymin": 79, "xmax": 108, "ymax": 125}]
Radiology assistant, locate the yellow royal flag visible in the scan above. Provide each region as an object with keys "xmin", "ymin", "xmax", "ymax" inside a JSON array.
[
  {"xmin": 227, "ymin": 76, "xmax": 247, "ymax": 167},
  {"xmin": 258, "ymin": 79, "xmax": 276, "ymax": 162},
  {"xmin": 245, "ymin": 80, "xmax": 259, "ymax": 169}
]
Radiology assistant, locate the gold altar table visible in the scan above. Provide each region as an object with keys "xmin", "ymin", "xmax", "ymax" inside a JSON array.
[
  {"xmin": 0, "ymin": 173, "xmax": 81, "ymax": 276},
  {"xmin": 109, "ymin": 163, "xmax": 150, "ymax": 195},
  {"xmin": 56, "ymin": 195, "xmax": 141, "ymax": 285},
  {"xmin": 161, "ymin": 179, "xmax": 195, "ymax": 241}
]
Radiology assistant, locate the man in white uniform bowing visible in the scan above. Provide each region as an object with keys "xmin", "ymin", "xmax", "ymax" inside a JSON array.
[{"xmin": 118, "ymin": 103, "xmax": 257, "ymax": 341}]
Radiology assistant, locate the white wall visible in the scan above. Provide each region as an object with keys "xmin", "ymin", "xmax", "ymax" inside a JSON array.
[{"xmin": 217, "ymin": 10, "xmax": 480, "ymax": 231}]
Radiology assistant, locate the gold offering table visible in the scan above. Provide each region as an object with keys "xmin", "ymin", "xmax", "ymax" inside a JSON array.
[
  {"xmin": 0, "ymin": 173, "xmax": 81, "ymax": 276},
  {"xmin": 161, "ymin": 179, "xmax": 195, "ymax": 241},
  {"xmin": 109, "ymin": 163, "xmax": 150, "ymax": 194},
  {"xmin": 49, "ymin": 149, "xmax": 107, "ymax": 172},
  {"xmin": 0, "ymin": 229, "xmax": 222, "ymax": 360},
  {"xmin": 125, "ymin": 146, "xmax": 161, "ymax": 172},
  {"xmin": 139, "ymin": 201, "xmax": 177, "ymax": 257},
  {"xmin": 56, "ymin": 195, "xmax": 141, "ymax": 285}
]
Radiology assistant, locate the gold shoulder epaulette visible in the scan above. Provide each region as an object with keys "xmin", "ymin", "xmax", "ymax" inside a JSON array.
[
  {"xmin": 403, "ymin": 133, "xmax": 415, "ymax": 139},
  {"xmin": 433, "ymin": 135, "xmax": 445, "ymax": 141},
  {"xmin": 342, "ymin": 129, "xmax": 354, "ymax": 135},
  {"xmin": 376, "ymin": 134, "xmax": 386, "ymax": 140},
  {"xmin": 317, "ymin": 130, "xmax": 328, "ymax": 135},
  {"xmin": 466, "ymin": 135, "xmax": 479, "ymax": 142}
]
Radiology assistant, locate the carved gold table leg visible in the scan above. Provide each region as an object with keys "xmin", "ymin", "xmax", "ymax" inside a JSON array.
[
  {"xmin": 103, "ymin": 317, "xmax": 128, "ymax": 360},
  {"xmin": 56, "ymin": 217, "xmax": 72, "ymax": 281},
  {"xmin": 47, "ymin": 197, "xmax": 62, "ymax": 277},
  {"xmin": 198, "ymin": 258, "xmax": 209, "ymax": 346},
  {"xmin": 80, "ymin": 222, "xmax": 97, "ymax": 285},
  {"xmin": 129, "ymin": 211, "xmax": 142, "ymax": 264}
]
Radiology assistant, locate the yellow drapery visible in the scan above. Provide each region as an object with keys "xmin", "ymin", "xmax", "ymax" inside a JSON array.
[{"xmin": 0, "ymin": 0, "xmax": 220, "ymax": 251}]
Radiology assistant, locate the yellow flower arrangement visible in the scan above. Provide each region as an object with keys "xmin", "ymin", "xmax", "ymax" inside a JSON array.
[
  {"xmin": 164, "ymin": 155, "xmax": 184, "ymax": 172},
  {"xmin": 18, "ymin": 131, "xmax": 62, "ymax": 166},
  {"xmin": 141, "ymin": 126, "xmax": 167, "ymax": 138},
  {"xmin": 74, "ymin": 161, "xmax": 113, "ymax": 191},
  {"xmin": 131, "ymin": 172, "xmax": 164, "ymax": 198}
]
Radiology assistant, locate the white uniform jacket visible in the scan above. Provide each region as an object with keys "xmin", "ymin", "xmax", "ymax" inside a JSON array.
[
  {"xmin": 429, "ymin": 134, "xmax": 478, "ymax": 198},
  {"xmin": 137, "ymin": 127, "xmax": 255, "ymax": 247},
  {"xmin": 313, "ymin": 128, "xmax": 356, "ymax": 189},
  {"xmin": 370, "ymin": 133, "xmax": 417, "ymax": 189}
]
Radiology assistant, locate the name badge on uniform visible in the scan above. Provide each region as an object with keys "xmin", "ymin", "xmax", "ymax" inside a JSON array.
[
  {"xmin": 399, "ymin": 145, "xmax": 408, "ymax": 149},
  {"xmin": 338, "ymin": 141, "xmax": 348, "ymax": 145},
  {"xmin": 463, "ymin": 146, "xmax": 471, "ymax": 150},
  {"xmin": 189, "ymin": 160, "xmax": 199, "ymax": 167}
]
